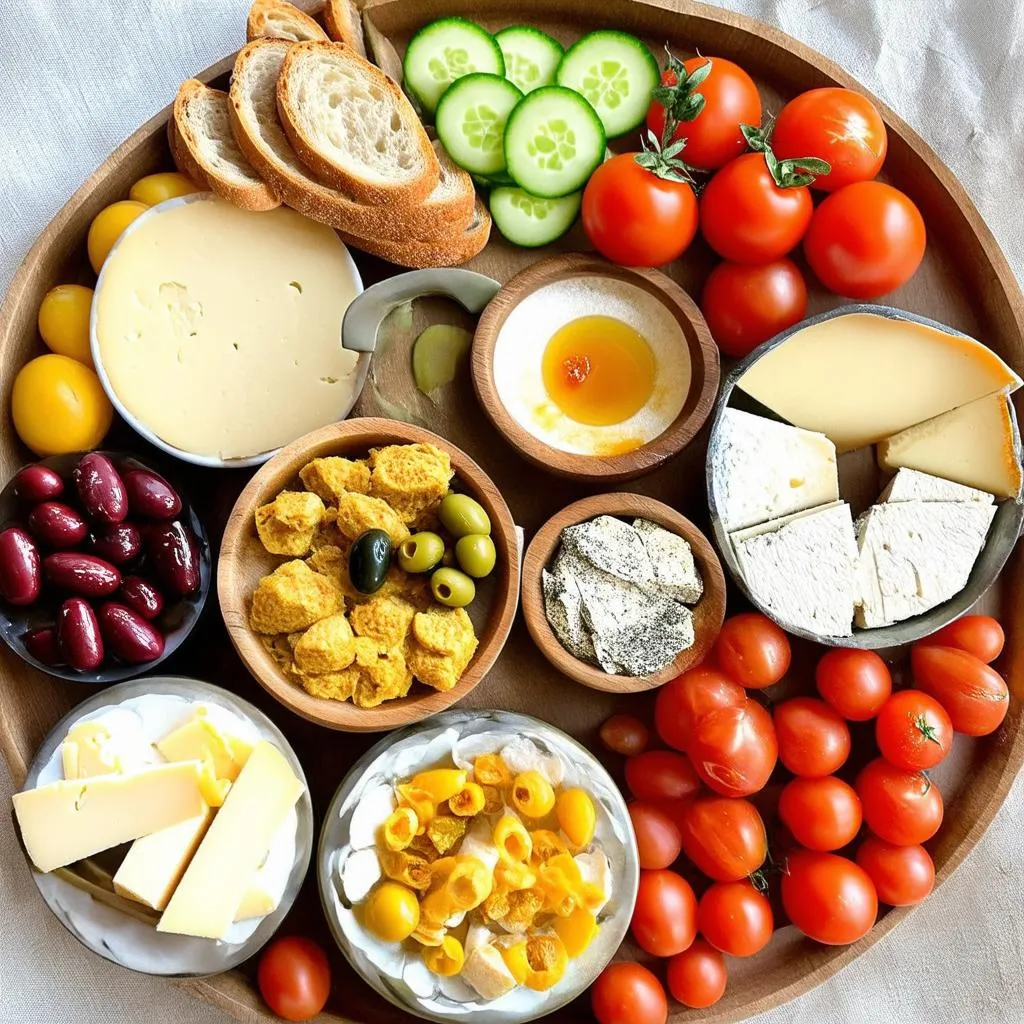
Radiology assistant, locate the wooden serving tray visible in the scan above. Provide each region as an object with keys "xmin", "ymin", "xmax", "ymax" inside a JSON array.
[{"xmin": 1, "ymin": 1, "xmax": 1023, "ymax": 1021}]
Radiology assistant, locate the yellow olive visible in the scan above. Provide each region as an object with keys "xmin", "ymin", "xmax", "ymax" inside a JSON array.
[
  {"xmin": 37, "ymin": 284, "xmax": 95, "ymax": 367},
  {"xmin": 438, "ymin": 493, "xmax": 491, "ymax": 537},
  {"xmin": 431, "ymin": 567, "xmax": 475, "ymax": 608},
  {"xmin": 455, "ymin": 533, "xmax": 496, "ymax": 578},
  {"xmin": 128, "ymin": 172, "xmax": 202, "ymax": 206},
  {"xmin": 363, "ymin": 882, "xmax": 420, "ymax": 943},
  {"xmin": 87, "ymin": 201, "xmax": 148, "ymax": 273}
]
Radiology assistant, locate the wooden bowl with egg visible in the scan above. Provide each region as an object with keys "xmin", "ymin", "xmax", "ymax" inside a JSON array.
[
  {"xmin": 218, "ymin": 418, "xmax": 520, "ymax": 731},
  {"xmin": 472, "ymin": 253, "xmax": 720, "ymax": 482},
  {"xmin": 522, "ymin": 492, "xmax": 726, "ymax": 693}
]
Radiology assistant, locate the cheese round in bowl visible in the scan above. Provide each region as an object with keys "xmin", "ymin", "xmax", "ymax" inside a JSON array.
[{"xmin": 91, "ymin": 193, "xmax": 366, "ymax": 467}]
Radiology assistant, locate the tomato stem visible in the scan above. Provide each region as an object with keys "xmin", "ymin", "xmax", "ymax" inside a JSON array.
[
  {"xmin": 740, "ymin": 122, "xmax": 831, "ymax": 188},
  {"xmin": 914, "ymin": 712, "xmax": 942, "ymax": 745}
]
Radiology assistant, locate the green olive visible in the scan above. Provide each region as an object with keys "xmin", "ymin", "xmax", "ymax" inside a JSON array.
[
  {"xmin": 455, "ymin": 534, "xmax": 497, "ymax": 578},
  {"xmin": 431, "ymin": 567, "xmax": 476, "ymax": 608},
  {"xmin": 439, "ymin": 493, "xmax": 491, "ymax": 538},
  {"xmin": 398, "ymin": 531, "xmax": 445, "ymax": 574}
]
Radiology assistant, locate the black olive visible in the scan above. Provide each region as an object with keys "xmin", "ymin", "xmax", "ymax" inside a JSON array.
[{"xmin": 349, "ymin": 529, "xmax": 392, "ymax": 595}]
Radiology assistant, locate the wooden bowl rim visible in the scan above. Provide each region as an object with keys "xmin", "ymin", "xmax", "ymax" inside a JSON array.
[
  {"xmin": 471, "ymin": 253, "xmax": 720, "ymax": 482},
  {"xmin": 521, "ymin": 492, "xmax": 727, "ymax": 692},
  {"xmin": 217, "ymin": 417, "xmax": 521, "ymax": 732}
]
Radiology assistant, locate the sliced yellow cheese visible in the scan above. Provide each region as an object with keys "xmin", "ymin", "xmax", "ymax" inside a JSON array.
[
  {"xmin": 156, "ymin": 709, "xmax": 253, "ymax": 782},
  {"xmin": 13, "ymin": 762, "xmax": 208, "ymax": 873},
  {"xmin": 737, "ymin": 313, "xmax": 1021, "ymax": 453},
  {"xmin": 234, "ymin": 879, "xmax": 279, "ymax": 922},
  {"xmin": 62, "ymin": 722, "xmax": 121, "ymax": 779},
  {"xmin": 157, "ymin": 741, "xmax": 303, "ymax": 939},
  {"xmin": 878, "ymin": 394, "xmax": 1023, "ymax": 499}
]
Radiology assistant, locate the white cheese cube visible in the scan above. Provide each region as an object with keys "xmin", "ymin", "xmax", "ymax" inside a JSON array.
[{"xmin": 879, "ymin": 467, "xmax": 994, "ymax": 504}]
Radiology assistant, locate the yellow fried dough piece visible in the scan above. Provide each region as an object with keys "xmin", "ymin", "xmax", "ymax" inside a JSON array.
[
  {"xmin": 299, "ymin": 456, "xmax": 370, "ymax": 503},
  {"xmin": 412, "ymin": 606, "xmax": 476, "ymax": 657},
  {"xmin": 368, "ymin": 443, "xmax": 452, "ymax": 524},
  {"xmin": 293, "ymin": 611, "xmax": 355, "ymax": 673},
  {"xmin": 349, "ymin": 594, "xmax": 417, "ymax": 648},
  {"xmin": 250, "ymin": 560, "xmax": 342, "ymax": 634},
  {"xmin": 255, "ymin": 490, "xmax": 324, "ymax": 556},
  {"xmin": 335, "ymin": 490, "xmax": 410, "ymax": 545}
]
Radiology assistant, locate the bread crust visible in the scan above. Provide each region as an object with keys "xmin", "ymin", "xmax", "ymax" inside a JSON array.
[
  {"xmin": 246, "ymin": 0, "xmax": 328, "ymax": 42},
  {"xmin": 322, "ymin": 0, "xmax": 366, "ymax": 57}
]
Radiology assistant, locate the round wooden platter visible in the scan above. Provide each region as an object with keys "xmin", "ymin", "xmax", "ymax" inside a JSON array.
[{"xmin": 0, "ymin": 1, "xmax": 1023, "ymax": 1023}]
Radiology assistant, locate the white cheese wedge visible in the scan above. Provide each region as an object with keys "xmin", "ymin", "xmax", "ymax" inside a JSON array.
[
  {"xmin": 729, "ymin": 501, "xmax": 844, "ymax": 544},
  {"xmin": 712, "ymin": 408, "xmax": 840, "ymax": 531},
  {"xmin": 737, "ymin": 313, "xmax": 1021, "ymax": 453},
  {"xmin": 561, "ymin": 515, "xmax": 654, "ymax": 585},
  {"xmin": 632, "ymin": 518, "xmax": 703, "ymax": 603},
  {"xmin": 854, "ymin": 500, "xmax": 996, "ymax": 628},
  {"xmin": 461, "ymin": 924, "xmax": 518, "ymax": 1001},
  {"xmin": 732, "ymin": 502, "xmax": 860, "ymax": 637},
  {"xmin": 879, "ymin": 468, "xmax": 994, "ymax": 505},
  {"xmin": 878, "ymin": 394, "xmax": 1022, "ymax": 499}
]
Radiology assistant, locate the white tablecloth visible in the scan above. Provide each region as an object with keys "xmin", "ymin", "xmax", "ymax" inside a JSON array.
[{"xmin": 1, "ymin": 1, "xmax": 1022, "ymax": 1021}]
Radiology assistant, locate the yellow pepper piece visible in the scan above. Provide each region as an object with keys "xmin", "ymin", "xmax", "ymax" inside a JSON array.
[
  {"xmin": 494, "ymin": 860, "xmax": 537, "ymax": 893},
  {"xmin": 449, "ymin": 782, "xmax": 486, "ymax": 816},
  {"xmin": 428, "ymin": 856, "xmax": 458, "ymax": 891},
  {"xmin": 473, "ymin": 753, "xmax": 512, "ymax": 787},
  {"xmin": 537, "ymin": 853, "xmax": 585, "ymax": 916},
  {"xmin": 381, "ymin": 807, "xmax": 419, "ymax": 851},
  {"xmin": 481, "ymin": 785, "xmax": 503, "ymax": 814},
  {"xmin": 410, "ymin": 768, "xmax": 467, "ymax": 803},
  {"xmin": 419, "ymin": 888, "xmax": 455, "ymax": 928},
  {"xmin": 494, "ymin": 814, "xmax": 533, "ymax": 864},
  {"xmin": 501, "ymin": 934, "xmax": 569, "ymax": 991},
  {"xmin": 422, "ymin": 935, "xmax": 465, "ymax": 976},
  {"xmin": 411, "ymin": 920, "xmax": 446, "ymax": 947},
  {"xmin": 556, "ymin": 788, "xmax": 597, "ymax": 847},
  {"xmin": 530, "ymin": 829, "xmax": 568, "ymax": 865},
  {"xmin": 378, "ymin": 848, "xmax": 432, "ymax": 891},
  {"xmin": 363, "ymin": 882, "xmax": 420, "ymax": 943},
  {"xmin": 444, "ymin": 856, "xmax": 493, "ymax": 911},
  {"xmin": 554, "ymin": 906, "xmax": 600, "ymax": 957},
  {"xmin": 512, "ymin": 771, "xmax": 555, "ymax": 818},
  {"xmin": 397, "ymin": 784, "xmax": 435, "ymax": 833}
]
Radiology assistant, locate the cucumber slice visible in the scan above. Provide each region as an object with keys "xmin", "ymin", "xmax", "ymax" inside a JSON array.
[
  {"xmin": 403, "ymin": 17, "xmax": 505, "ymax": 115},
  {"xmin": 472, "ymin": 170, "xmax": 517, "ymax": 190},
  {"xmin": 435, "ymin": 74, "xmax": 523, "ymax": 176},
  {"xmin": 503, "ymin": 86, "xmax": 606, "ymax": 198},
  {"xmin": 490, "ymin": 187, "xmax": 581, "ymax": 248},
  {"xmin": 495, "ymin": 25, "xmax": 564, "ymax": 94},
  {"xmin": 555, "ymin": 30, "xmax": 659, "ymax": 138}
]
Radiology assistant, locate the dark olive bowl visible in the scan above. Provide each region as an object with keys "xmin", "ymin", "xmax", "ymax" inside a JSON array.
[{"xmin": 0, "ymin": 451, "xmax": 211, "ymax": 684}]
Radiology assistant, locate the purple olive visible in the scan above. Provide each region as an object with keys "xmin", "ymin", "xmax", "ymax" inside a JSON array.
[
  {"xmin": 147, "ymin": 521, "xmax": 201, "ymax": 596},
  {"xmin": 23, "ymin": 626, "xmax": 64, "ymax": 667},
  {"xmin": 0, "ymin": 527, "xmax": 42, "ymax": 606},
  {"xmin": 122, "ymin": 469, "xmax": 182, "ymax": 521},
  {"xmin": 12, "ymin": 464, "xmax": 64, "ymax": 503},
  {"xmin": 43, "ymin": 552, "xmax": 121, "ymax": 597},
  {"xmin": 89, "ymin": 523, "xmax": 142, "ymax": 565},
  {"xmin": 28, "ymin": 502, "xmax": 88, "ymax": 549},
  {"xmin": 97, "ymin": 602, "xmax": 164, "ymax": 664},
  {"xmin": 118, "ymin": 576, "xmax": 165, "ymax": 620},
  {"xmin": 72, "ymin": 453, "xmax": 127, "ymax": 524},
  {"xmin": 57, "ymin": 598, "xmax": 104, "ymax": 671}
]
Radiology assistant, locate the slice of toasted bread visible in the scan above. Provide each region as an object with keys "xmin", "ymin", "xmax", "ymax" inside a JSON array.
[
  {"xmin": 420, "ymin": 140, "xmax": 476, "ymax": 231},
  {"xmin": 246, "ymin": 0, "xmax": 327, "ymax": 42},
  {"xmin": 322, "ymin": 0, "xmax": 366, "ymax": 57},
  {"xmin": 169, "ymin": 79, "xmax": 279, "ymax": 211},
  {"xmin": 276, "ymin": 41, "xmax": 439, "ymax": 205}
]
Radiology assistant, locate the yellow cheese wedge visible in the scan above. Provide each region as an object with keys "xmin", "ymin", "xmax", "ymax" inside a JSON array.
[
  {"xmin": 878, "ymin": 394, "xmax": 1023, "ymax": 499},
  {"xmin": 12, "ymin": 762, "xmax": 208, "ymax": 873},
  {"xmin": 156, "ymin": 709, "xmax": 253, "ymax": 782},
  {"xmin": 62, "ymin": 722, "xmax": 121, "ymax": 779},
  {"xmin": 737, "ymin": 313, "xmax": 1021, "ymax": 453},
  {"xmin": 157, "ymin": 741, "xmax": 303, "ymax": 939},
  {"xmin": 234, "ymin": 881, "xmax": 279, "ymax": 922}
]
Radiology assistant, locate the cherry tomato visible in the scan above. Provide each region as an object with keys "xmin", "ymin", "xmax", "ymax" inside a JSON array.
[
  {"xmin": 778, "ymin": 775, "xmax": 862, "ymax": 851},
  {"xmin": 803, "ymin": 181, "xmax": 925, "ymax": 298},
  {"xmin": 689, "ymin": 699, "xmax": 778, "ymax": 797},
  {"xmin": 715, "ymin": 612, "xmax": 792, "ymax": 688},
  {"xmin": 678, "ymin": 795, "xmax": 767, "ymax": 881},
  {"xmin": 781, "ymin": 850, "xmax": 877, "ymax": 945},
  {"xmin": 700, "ymin": 152, "xmax": 813, "ymax": 263},
  {"xmin": 257, "ymin": 937, "xmax": 331, "ymax": 1022},
  {"xmin": 582, "ymin": 154, "xmax": 698, "ymax": 267},
  {"xmin": 625, "ymin": 750, "xmax": 701, "ymax": 802},
  {"xmin": 654, "ymin": 666, "xmax": 745, "ymax": 752},
  {"xmin": 875, "ymin": 690, "xmax": 953, "ymax": 771},
  {"xmin": 666, "ymin": 940, "xmax": 728, "ymax": 1009},
  {"xmin": 855, "ymin": 836, "xmax": 935, "ymax": 906},
  {"xmin": 920, "ymin": 615, "xmax": 1004, "ymax": 663},
  {"xmin": 629, "ymin": 801, "xmax": 683, "ymax": 870},
  {"xmin": 632, "ymin": 869, "xmax": 698, "ymax": 957},
  {"xmin": 815, "ymin": 648, "xmax": 892, "ymax": 721},
  {"xmin": 701, "ymin": 259, "xmax": 807, "ymax": 358},
  {"xmin": 856, "ymin": 758, "xmax": 944, "ymax": 845},
  {"xmin": 771, "ymin": 88, "xmax": 887, "ymax": 192},
  {"xmin": 646, "ymin": 57, "xmax": 762, "ymax": 171},
  {"xmin": 592, "ymin": 962, "xmax": 668, "ymax": 1024},
  {"xmin": 911, "ymin": 645, "xmax": 1010, "ymax": 736},
  {"xmin": 600, "ymin": 714, "xmax": 650, "ymax": 755},
  {"xmin": 773, "ymin": 697, "xmax": 851, "ymax": 777},
  {"xmin": 697, "ymin": 880, "xmax": 773, "ymax": 957}
]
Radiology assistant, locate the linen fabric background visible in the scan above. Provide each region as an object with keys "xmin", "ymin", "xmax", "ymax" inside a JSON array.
[{"xmin": 1, "ymin": 0, "xmax": 1022, "ymax": 1021}]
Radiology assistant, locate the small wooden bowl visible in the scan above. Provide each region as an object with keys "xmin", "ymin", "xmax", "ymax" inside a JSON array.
[
  {"xmin": 521, "ymin": 493, "xmax": 727, "ymax": 693},
  {"xmin": 218, "ymin": 418, "xmax": 520, "ymax": 732},
  {"xmin": 472, "ymin": 253, "xmax": 720, "ymax": 482}
]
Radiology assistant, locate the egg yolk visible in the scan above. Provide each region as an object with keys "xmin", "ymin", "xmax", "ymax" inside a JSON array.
[{"xmin": 541, "ymin": 315, "xmax": 657, "ymax": 426}]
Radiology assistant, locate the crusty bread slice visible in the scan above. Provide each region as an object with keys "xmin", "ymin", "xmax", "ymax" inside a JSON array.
[
  {"xmin": 419, "ymin": 140, "xmax": 476, "ymax": 231},
  {"xmin": 276, "ymin": 41, "xmax": 439, "ymax": 205},
  {"xmin": 169, "ymin": 79, "xmax": 279, "ymax": 211},
  {"xmin": 246, "ymin": 0, "xmax": 327, "ymax": 42},
  {"xmin": 322, "ymin": 0, "xmax": 366, "ymax": 57}
]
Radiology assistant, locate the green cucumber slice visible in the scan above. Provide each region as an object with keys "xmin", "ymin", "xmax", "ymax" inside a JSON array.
[
  {"xmin": 472, "ymin": 170, "xmax": 517, "ymax": 190},
  {"xmin": 489, "ymin": 187, "xmax": 581, "ymax": 248},
  {"xmin": 403, "ymin": 17, "xmax": 505, "ymax": 115},
  {"xmin": 495, "ymin": 25, "xmax": 564, "ymax": 94},
  {"xmin": 555, "ymin": 30, "xmax": 659, "ymax": 137},
  {"xmin": 503, "ymin": 86, "xmax": 606, "ymax": 198},
  {"xmin": 435, "ymin": 73, "xmax": 523, "ymax": 176}
]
